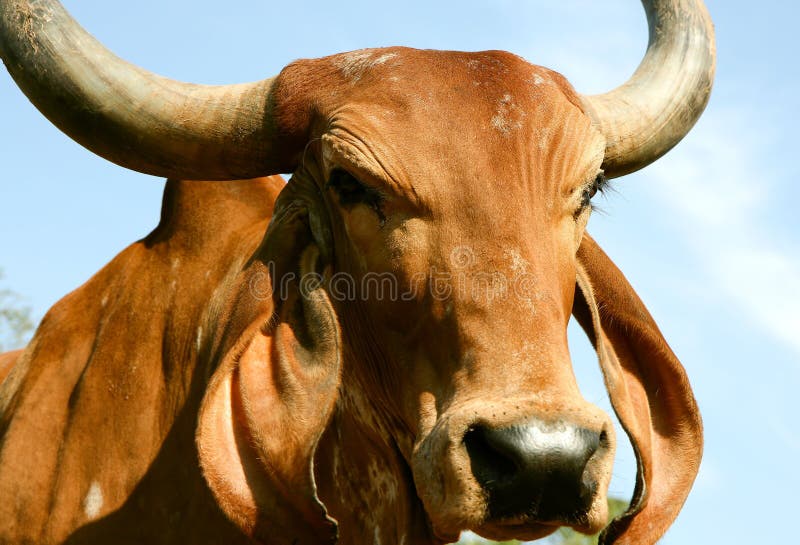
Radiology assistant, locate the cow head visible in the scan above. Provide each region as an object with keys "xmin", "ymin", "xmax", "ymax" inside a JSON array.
[
  {"xmin": 0, "ymin": 1, "xmax": 714, "ymax": 544},
  {"xmin": 266, "ymin": 49, "xmax": 614, "ymax": 541}
]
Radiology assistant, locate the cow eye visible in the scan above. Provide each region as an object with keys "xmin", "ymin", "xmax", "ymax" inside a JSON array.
[
  {"xmin": 327, "ymin": 169, "xmax": 387, "ymax": 224},
  {"xmin": 576, "ymin": 173, "xmax": 609, "ymax": 217}
]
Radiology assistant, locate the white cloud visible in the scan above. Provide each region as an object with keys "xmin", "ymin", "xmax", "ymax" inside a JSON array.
[
  {"xmin": 644, "ymin": 108, "xmax": 800, "ymax": 356},
  {"xmin": 714, "ymin": 247, "xmax": 800, "ymax": 354},
  {"xmin": 692, "ymin": 456, "xmax": 723, "ymax": 494}
]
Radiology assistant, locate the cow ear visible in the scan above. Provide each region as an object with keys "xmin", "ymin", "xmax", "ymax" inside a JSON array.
[
  {"xmin": 572, "ymin": 234, "xmax": 702, "ymax": 545},
  {"xmin": 196, "ymin": 205, "xmax": 341, "ymax": 545}
]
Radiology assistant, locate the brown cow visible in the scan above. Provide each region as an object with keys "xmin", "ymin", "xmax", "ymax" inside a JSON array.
[{"xmin": 0, "ymin": 1, "xmax": 715, "ymax": 544}]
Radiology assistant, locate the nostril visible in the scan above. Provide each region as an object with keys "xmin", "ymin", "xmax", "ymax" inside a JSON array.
[{"xmin": 463, "ymin": 425, "xmax": 520, "ymax": 487}]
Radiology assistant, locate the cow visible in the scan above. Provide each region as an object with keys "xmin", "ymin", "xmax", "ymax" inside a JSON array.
[{"xmin": 0, "ymin": 0, "xmax": 715, "ymax": 544}]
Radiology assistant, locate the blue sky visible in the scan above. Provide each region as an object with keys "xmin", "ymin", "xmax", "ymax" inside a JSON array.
[{"xmin": 1, "ymin": 1, "xmax": 797, "ymax": 543}]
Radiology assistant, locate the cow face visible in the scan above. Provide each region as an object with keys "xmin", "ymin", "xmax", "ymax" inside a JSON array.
[{"xmin": 271, "ymin": 47, "xmax": 614, "ymax": 541}]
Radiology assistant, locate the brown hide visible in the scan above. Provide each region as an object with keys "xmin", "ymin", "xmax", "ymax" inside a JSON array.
[
  {"xmin": 0, "ymin": 0, "xmax": 714, "ymax": 538},
  {"xmin": 0, "ymin": 349, "xmax": 21, "ymax": 385},
  {"xmin": 0, "ymin": 177, "xmax": 283, "ymax": 544},
  {"xmin": 0, "ymin": 45, "xmax": 704, "ymax": 545}
]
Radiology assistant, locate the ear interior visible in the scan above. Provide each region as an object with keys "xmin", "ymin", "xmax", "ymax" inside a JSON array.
[
  {"xmin": 196, "ymin": 241, "xmax": 341, "ymax": 545},
  {"xmin": 573, "ymin": 234, "xmax": 702, "ymax": 545}
]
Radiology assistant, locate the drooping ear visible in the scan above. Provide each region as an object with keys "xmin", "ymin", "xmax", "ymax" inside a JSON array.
[
  {"xmin": 572, "ymin": 234, "xmax": 702, "ymax": 545},
  {"xmin": 196, "ymin": 203, "xmax": 341, "ymax": 545}
]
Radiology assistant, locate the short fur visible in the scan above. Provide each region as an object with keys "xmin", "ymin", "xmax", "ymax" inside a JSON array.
[{"xmin": 0, "ymin": 48, "xmax": 702, "ymax": 545}]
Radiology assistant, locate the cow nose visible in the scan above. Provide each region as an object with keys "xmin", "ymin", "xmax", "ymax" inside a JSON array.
[{"xmin": 464, "ymin": 420, "xmax": 602, "ymax": 521}]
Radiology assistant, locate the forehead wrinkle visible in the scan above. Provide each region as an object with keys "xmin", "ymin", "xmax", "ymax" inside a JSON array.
[
  {"xmin": 439, "ymin": 97, "xmax": 596, "ymax": 216},
  {"xmin": 550, "ymin": 114, "xmax": 605, "ymax": 198},
  {"xmin": 324, "ymin": 118, "xmax": 423, "ymax": 207},
  {"xmin": 317, "ymin": 50, "xmax": 602, "ymax": 222},
  {"xmin": 513, "ymin": 96, "xmax": 605, "ymax": 205}
]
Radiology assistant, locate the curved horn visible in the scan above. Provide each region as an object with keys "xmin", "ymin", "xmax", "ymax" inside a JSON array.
[
  {"xmin": 0, "ymin": 0, "xmax": 295, "ymax": 180},
  {"xmin": 581, "ymin": 0, "xmax": 716, "ymax": 178}
]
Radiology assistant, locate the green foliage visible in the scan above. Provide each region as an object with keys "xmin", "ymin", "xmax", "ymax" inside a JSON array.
[
  {"xmin": 456, "ymin": 537, "xmax": 521, "ymax": 545},
  {"xmin": 0, "ymin": 269, "xmax": 34, "ymax": 352},
  {"xmin": 455, "ymin": 497, "xmax": 628, "ymax": 545},
  {"xmin": 551, "ymin": 497, "xmax": 628, "ymax": 545}
]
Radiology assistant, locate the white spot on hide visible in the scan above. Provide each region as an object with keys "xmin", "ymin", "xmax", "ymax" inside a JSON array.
[
  {"xmin": 196, "ymin": 326, "xmax": 203, "ymax": 352},
  {"xmin": 505, "ymin": 249, "xmax": 537, "ymax": 314},
  {"xmin": 466, "ymin": 59, "xmax": 483, "ymax": 70},
  {"xmin": 333, "ymin": 50, "xmax": 399, "ymax": 82},
  {"xmin": 491, "ymin": 93, "xmax": 525, "ymax": 135},
  {"xmin": 512, "ymin": 340, "xmax": 541, "ymax": 366},
  {"xmin": 83, "ymin": 481, "xmax": 103, "ymax": 519},
  {"xmin": 373, "ymin": 52, "xmax": 399, "ymax": 66}
]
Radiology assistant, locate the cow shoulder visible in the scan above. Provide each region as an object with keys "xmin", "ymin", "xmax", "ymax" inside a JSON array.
[{"xmin": 0, "ymin": 176, "xmax": 284, "ymax": 544}]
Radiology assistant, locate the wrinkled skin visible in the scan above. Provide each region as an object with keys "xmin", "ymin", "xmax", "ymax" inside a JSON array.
[
  {"xmin": 277, "ymin": 48, "xmax": 612, "ymax": 542},
  {"xmin": 0, "ymin": 178, "xmax": 283, "ymax": 545},
  {"xmin": 0, "ymin": 48, "xmax": 701, "ymax": 545}
]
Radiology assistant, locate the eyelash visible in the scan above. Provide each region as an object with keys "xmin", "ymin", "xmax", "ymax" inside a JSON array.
[
  {"xmin": 326, "ymin": 169, "xmax": 387, "ymax": 225},
  {"xmin": 575, "ymin": 173, "xmax": 609, "ymax": 218}
]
